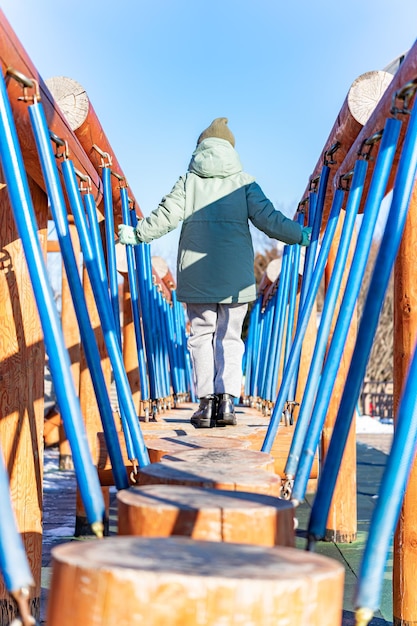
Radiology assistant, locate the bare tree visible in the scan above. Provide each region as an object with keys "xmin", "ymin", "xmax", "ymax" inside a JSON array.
[
  {"xmin": 254, "ymin": 240, "xmax": 393, "ymax": 382},
  {"xmin": 357, "ymin": 242, "xmax": 393, "ymax": 382}
]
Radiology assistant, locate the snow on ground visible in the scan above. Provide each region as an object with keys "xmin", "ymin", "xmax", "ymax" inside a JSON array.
[{"xmin": 356, "ymin": 413, "xmax": 394, "ymax": 434}]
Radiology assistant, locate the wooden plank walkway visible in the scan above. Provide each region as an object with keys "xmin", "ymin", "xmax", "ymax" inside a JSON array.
[{"xmin": 40, "ymin": 402, "xmax": 394, "ymax": 625}]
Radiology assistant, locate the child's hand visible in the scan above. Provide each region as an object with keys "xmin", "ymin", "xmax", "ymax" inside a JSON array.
[
  {"xmin": 118, "ymin": 224, "xmax": 141, "ymax": 246},
  {"xmin": 300, "ymin": 226, "xmax": 312, "ymax": 247}
]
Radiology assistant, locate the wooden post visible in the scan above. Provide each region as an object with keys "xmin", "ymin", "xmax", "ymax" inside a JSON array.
[
  {"xmin": 295, "ymin": 289, "xmax": 318, "ymax": 427},
  {"xmin": 58, "ymin": 217, "xmax": 81, "ymax": 470},
  {"xmin": 322, "ymin": 213, "xmax": 358, "ymax": 542},
  {"xmin": 47, "ymin": 536, "xmax": 345, "ymax": 626},
  {"xmin": 118, "ymin": 484, "xmax": 296, "ymax": 547},
  {"xmin": 0, "ymin": 179, "xmax": 47, "ymax": 623},
  {"xmin": 393, "ymin": 182, "xmax": 417, "ymax": 625},
  {"xmin": 75, "ymin": 263, "xmax": 111, "ymax": 536},
  {"xmin": 122, "ymin": 276, "xmax": 141, "ymax": 414}
]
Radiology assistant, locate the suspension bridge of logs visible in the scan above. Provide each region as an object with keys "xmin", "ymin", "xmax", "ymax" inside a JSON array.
[{"xmin": 1, "ymin": 9, "xmax": 417, "ymax": 626}]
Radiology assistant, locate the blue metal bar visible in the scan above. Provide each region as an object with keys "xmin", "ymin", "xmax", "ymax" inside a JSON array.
[
  {"xmin": 298, "ymin": 185, "xmax": 321, "ymax": 310},
  {"xmin": 155, "ymin": 287, "xmax": 170, "ymax": 398},
  {"xmin": 120, "ymin": 187, "xmax": 149, "ymax": 403},
  {"xmin": 102, "ymin": 167, "xmax": 121, "ymax": 338},
  {"xmin": 84, "ymin": 194, "xmax": 112, "ymax": 301},
  {"xmin": 172, "ymin": 289, "xmax": 187, "ymax": 395},
  {"xmin": 61, "ymin": 160, "xmax": 150, "ymax": 467},
  {"xmin": 164, "ymin": 296, "xmax": 181, "ymax": 395},
  {"xmin": 265, "ymin": 247, "xmax": 292, "ymax": 402},
  {"xmin": 261, "ymin": 188, "xmax": 344, "ymax": 453},
  {"xmin": 0, "ymin": 73, "xmax": 105, "ymax": 530},
  {"xmin": 286, "ymin": 213, "xmax": 306, "ymax": 401},
  {"xmin": 307, "ymin": 108, "xmax": 417, "ymax": 541},
  {"xmin": 286, "ymin": 170, "xmax": 329, "ymax": 407},
  {"xmin": 28, "ymin": 101, "xmax": 129, "ymax": 490},
  {"xmin": 243, "ymin": 296, "xmax": 261, "ymax": 398},
  {"xmin": 284, "ymin": 160, "xmax": 366, "ymax": 480},
  {"xmin": 0, "ymin": 446, "xmax": 34, "ymax": 592},
  {"xmin": 85, "ymin": 193, "xmax": 136, "ymax": 461},
  {"xmin": 292, "ymin": 116, "xmax": 402, "ymax": 504},
  {"xmin": 146, "ymin": 247, "xmax": 164, "ymax": 401},
  {"xmin": 257, "ymin": 298, "xmax": 275, "ymax": 400},
  {"xmin": 130, "ymin": 212, "xmax": 158, "ymax": 400},
  {"xmin": 355, "ymin": 342, "xmax": 417, "ymax": 616},
  {"xmin": 251, "ymin": 306, "xmax": 266, "ymax": 399},
  {"xmin": 284, "ymin": 245, "xmax": 299, "ymax": 366}
]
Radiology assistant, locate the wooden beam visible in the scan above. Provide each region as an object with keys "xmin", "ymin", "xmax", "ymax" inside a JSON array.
[
  {"xmin": 0, "ymin": 10, "xmax": 102, "ymax": 207},
  {"xmin": 45, "ymin": 75, "xmax": 142, "ymax": 228},
  {"xmin": 393, "ymin": 181, "xmax": 417, "ymax": 624},
  {"xmin": 334, "ymin": 41, "xmax": 417, "ymax": 210},
  {"xmin": 46, "ymin": 75, "xmax": 171, "ymax": 296},
  {"xmin": 301, "ymin": 70, "xmax": 393, "ymax": 227}
]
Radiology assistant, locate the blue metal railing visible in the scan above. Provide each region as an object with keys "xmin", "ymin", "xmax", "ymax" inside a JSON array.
[{"xmin": 0, "ymin": 71, "xmax": 105, "ymax": 531}]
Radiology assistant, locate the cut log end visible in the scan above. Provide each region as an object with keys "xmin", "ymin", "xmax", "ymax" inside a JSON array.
[
  {"xmin": 45, "ymin": 76, "xmax": 89, "ymax": 131},
  {"xmin": 347, "ymin": 70, "xmax": 393, "ymax": 126},
  {"xmin": 47, "ymin": 536, "xmax": 345, "ymax": 626}
]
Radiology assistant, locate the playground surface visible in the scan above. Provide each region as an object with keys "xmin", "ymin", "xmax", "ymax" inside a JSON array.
[{"xmin": 40, "ymin": 404, "xmax": 394, "ymax": 626}]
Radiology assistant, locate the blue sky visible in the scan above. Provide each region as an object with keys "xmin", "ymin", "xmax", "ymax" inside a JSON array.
[{"xmin": 2, "ymin": 1, "xmax": 417, "ymax": 268}]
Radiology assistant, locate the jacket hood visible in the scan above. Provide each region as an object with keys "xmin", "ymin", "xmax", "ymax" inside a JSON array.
[{"xmin": 188, "ymin": 137, "xmax": 243, "ymax": 178}]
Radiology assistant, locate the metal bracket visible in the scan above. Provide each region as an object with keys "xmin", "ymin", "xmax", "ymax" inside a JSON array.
[
  {"xmin": 391, "ymin": 77, "xmax": 417, "ymax": 117},
  {"xmin": 49, "ymin": 131, "xmax": 70, "ymax": 160},
  {"xmin": 129, "ymin": 460, "xmax": 139, "ymax": 484},
  {"xmin": 92, "ymin": 144, "xmax": 112, "ymax": 168},
  {"xmin": 283, "ymin": 399, "xmax": 299, "ymax": 426},
  {"xmin": 74, "ymin": 168, "xmax": 92, "ymax": 194},
  {"xmin": 11, "ymin": 588, "xmax": 36, "ymax": 626},
  {"xmin": 281, "ymin": 477, "xmax": 294, "ymax": 500},
  {"xmin": 309, "ymin": 175, "xmax": 320, "ymax": 193},
  {"xmin": 297, "ymin": 196, "xmax": 309, "ymax": 215},
  {"xmin": 338, "ymin": 169, "xmax": 354, "ymax": 192},
  {"xmin": 324, "ymin": 141, "xmax": 340, "ymax": 166},
  {"xmin": 111, "ymin": 169, "xmax": 128, "ymax": 189},
  {"xmin": 6, "ymin": 67, "xmax": 40, "ymax": 103},
  {"xmin": 357, "ymin": 129, "xmax": 383, "ymax": 161}
]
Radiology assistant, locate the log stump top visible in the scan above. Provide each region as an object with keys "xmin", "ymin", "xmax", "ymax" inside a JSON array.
[
  {"xmin": 51, "ymin": 535, "xmax": 342, "ymax": 581},
  {"xmin": 138, "ymin": 461, "xmax": 281, "ymax": 495},
  {"xmin": 162, "ymin": 448, "xmax": 275, "ymax": 472},
  {"xmin": 48, "ymin": 537, "xmax": 344, "ymax": 625},
  {"xmin": 118, "ymin": 483, "xmax": 292, "ymax": 512},
  {"xmin": 145, "ymin": 434, "xmax": 248, "ymax": 462},
  {"xmin": 151, "ymin": 434, "xmax": 248, "ymax": 450},
  {"xmin": 117, "ymin": 485, "xmax": 295, "ymax": 546}
]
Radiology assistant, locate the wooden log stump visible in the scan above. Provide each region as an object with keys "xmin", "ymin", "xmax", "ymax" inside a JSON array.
[
  {"xmin": 162, "ymin": 448, "xmax": 275, "ymax": 473},
  {"xmin": 117, "ymin": 484, "xmax": 295, "ymax": 547},
  {"xmin": 146, "ymin": 434, "xmax": 249, "ymax": 463},
  {"xmin": 46, "ymin": 536, "xmax": 345, "ymax": 626},
  {"xmin": 96, "ymin": 432, "xmax": 249, "ymax": 485},
  {"xmin": 138, "ymin": 461, "xmax": 281, "ymax": 496},
  {"xmin": 247, "ymin": 428, "xmax": 319, "ymax": 479},
  {"xmin": 95, "ymin": 430, "xmax": 178, "ymax": 486}
]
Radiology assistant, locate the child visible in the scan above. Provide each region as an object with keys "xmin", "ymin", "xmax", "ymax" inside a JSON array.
[{"xmin": 119, "ymin": 118, "xmax": 311, "ymax": 428}]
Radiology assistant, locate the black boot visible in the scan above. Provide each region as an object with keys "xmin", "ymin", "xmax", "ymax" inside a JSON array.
[
  {"xmin": 216, "ymin": 393, "xmax": 236, "ymax": 426},
  {"xmin": 190, "ymin": 395, "xmax": 217, "ymax": 428}
]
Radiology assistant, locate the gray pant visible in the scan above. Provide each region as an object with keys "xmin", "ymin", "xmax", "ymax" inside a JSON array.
[{"xmin": 186, "ymin": 302, "xmax": 248, "ymax": 399}]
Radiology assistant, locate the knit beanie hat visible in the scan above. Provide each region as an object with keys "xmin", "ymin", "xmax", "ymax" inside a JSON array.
[{"xmin": 197, "ymin": 117, "xmax": 235, "ymax": 147}]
